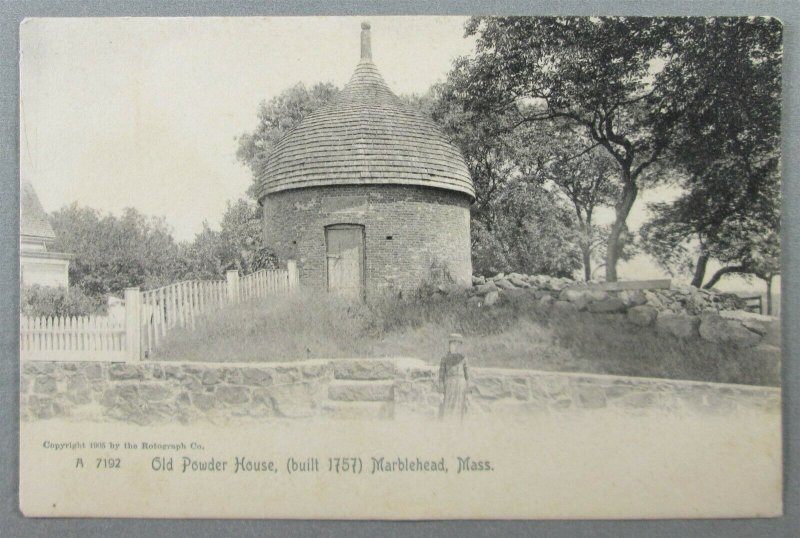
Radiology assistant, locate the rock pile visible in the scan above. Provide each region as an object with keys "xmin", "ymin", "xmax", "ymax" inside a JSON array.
[{"xmin": 468, "ymin": 272, "xmax": 774, "ymax": 349}]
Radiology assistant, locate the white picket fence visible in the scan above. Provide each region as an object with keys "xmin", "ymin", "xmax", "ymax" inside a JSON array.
[
  {"xmin": 19, "ymin": 314, "xmax": 128, "ymax": 362},
  {"xmin": 139, "ymin": 265, "xmax": 297, "ymax": 358},
  {"xmin": 140, "ymin": 279, "xmax": 228, "ymax": 356},
  {"xmin": 20, "ymin": 262, "xmax": 299, "ymax": 362}
]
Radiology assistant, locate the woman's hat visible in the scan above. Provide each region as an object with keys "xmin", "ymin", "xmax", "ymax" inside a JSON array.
[{"xmin": 448, "ymin": 333, "xmax": 464, "ymax": 342}]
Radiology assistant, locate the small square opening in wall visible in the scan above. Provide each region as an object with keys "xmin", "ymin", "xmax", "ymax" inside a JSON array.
[
  {"xmin": 385, "ymin": 235, "xmax": 393, "ymax": 240},
  {"xmin": 292, "ymin": 240, "xmax": 297, "ymax": 245}
]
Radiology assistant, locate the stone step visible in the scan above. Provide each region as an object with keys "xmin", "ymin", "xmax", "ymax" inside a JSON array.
[
  {"xmin": 320, "ymin": 400, "xmax": 394, "ymax": 420},
  {"xmin": 328, "ymin": 380, "xmax": 394, "ymax": 402},
  {"xmin": 332, "ymin": 359, "xmax": 395, "ymax": 380}
]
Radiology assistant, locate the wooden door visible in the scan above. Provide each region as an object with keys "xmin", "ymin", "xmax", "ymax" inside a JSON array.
[{"xmin": 326, "ymin": 225, "xmax": 365, "ymax": 300}]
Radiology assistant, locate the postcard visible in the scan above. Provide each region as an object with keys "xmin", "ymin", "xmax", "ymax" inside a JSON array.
[{"xmin": 18, "ymin": 15, "xmax": 782, "ymax": 519}]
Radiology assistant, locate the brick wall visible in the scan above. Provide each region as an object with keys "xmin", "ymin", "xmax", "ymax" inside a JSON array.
[{"xmin": 262, "ymin": 184, "xmax": 472, "ymax": 296}]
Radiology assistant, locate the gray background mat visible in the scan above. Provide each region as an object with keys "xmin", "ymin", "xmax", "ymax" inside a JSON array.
[{"xmin": 1, "ymin": 0, "xmax": 798, "ymax": 536}]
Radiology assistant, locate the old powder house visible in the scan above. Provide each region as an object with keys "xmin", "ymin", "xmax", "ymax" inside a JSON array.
[{"xmin": 258, "ymin": 23, "xmax": 475, "ymax": 299}]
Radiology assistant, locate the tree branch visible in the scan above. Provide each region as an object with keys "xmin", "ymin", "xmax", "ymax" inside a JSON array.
[{"xmin": 702, "ymin": 265, "xmax": 748, "ymax": 289}]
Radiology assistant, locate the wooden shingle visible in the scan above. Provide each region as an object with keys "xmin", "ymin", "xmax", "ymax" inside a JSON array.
[{"xmin": 258, "ymin": 48, "xmax": 475, "ymax": 201}]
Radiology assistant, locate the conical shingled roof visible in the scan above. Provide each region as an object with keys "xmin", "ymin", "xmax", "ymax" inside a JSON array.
[
  {"xmin": 258, "ymin": 23, "xmax": 474, "ymax": 201},
  {"xmin": 20, "ymin": 180, "xmax": 56, "ymax": 241}
]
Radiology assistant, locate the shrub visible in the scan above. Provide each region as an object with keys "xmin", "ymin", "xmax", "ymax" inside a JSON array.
[{"xmin": 20, "ymin": 285, "xmax": 106, "ymax": 318}]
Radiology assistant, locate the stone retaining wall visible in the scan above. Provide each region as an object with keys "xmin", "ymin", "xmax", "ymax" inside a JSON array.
[
  {"xmin": 21, "ymin": 358, "xmax": 779, "ymax": 424},
  {"xmin": 393, "ymin": 361, "xmax": 780, "ymax": 419},
  {"xmin": 21, "ymin": 360, "xmax": 336, "ymax": 424}
]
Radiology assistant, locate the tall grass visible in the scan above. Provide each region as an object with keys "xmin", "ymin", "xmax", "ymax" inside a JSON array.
[{"xmin": 153, "ymin": 288, "xmax": 779, "ymax": 387}]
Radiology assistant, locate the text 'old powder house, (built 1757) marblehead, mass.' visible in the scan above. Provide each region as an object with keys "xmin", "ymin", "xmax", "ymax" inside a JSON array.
[{"xmin": 257, "ymin": 22, "xmax": 475, "ymax": 300}]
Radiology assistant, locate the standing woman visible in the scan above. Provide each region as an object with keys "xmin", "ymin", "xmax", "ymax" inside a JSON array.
[{"xmin": 439, "ymin": 333, "xmax": 469, "ymax": 421}]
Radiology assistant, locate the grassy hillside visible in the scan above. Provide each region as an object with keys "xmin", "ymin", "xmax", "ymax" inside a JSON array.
[{"xmin": 152, "ymin": 288, "xmax": 779, "ymax": 387}]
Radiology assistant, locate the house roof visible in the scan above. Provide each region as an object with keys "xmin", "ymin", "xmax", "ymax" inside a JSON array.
[
  {"xmin": 257, "ymin": 23, "xmax": 474, "ymax": 201},
  {"xmin": 20, "ymin": 180, "xmax": 56, "ymax": 241}
]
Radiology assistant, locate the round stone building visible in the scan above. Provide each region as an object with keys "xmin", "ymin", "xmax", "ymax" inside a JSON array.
[{"xmin": 258, "ymin": 23, "xmax": 474, "ymax": 300}]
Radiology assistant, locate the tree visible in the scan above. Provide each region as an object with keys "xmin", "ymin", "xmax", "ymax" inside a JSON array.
[
  {"xmin": 429, "ymin": 84, "xmax": 522, "ymax": 225},
  {"xmin": 641, "ymin": 175, "xmax": 780, "ymax": 312},
  {"xmin": 701, "ymin": 181, "xmax": 781, "ymax": 313},
  {"xmin": 49, "ymin": 205, "xmax": 184, "ymax": 298},
  {"xmin": 639, "ymin": 193, "xmax": 704, "ymax": 283},
  {"xmin": 218, "ymin": 198, "xmax": 278, "ymax": 273},
  {"xmin": 180, "ymin": 222, "xmax": 225, "ymax": 281},
  {"xmin": 181, "ymin": 199, "xmax": 279, "ymax": 280},
  {"xmin": 640, "ymin": 17, "xmax": 782, "ymax": 292},
  {"xmin": 538, "ymin": 122, "xmax": 620, "ymax": 280},
  {"xmin": 237, "ymin": 82, "xmax": 339, "ymax": 198},
  {"xmin": 470, "ymin": 179, "xmax": 581, "ymax": 277},
  {"xmin": 454, "ymin": 17, "xmax": 680, "ymax": 281},
  {"xmin": 430, "ymin": 81, "xmax": 582, "ymax": 277}
]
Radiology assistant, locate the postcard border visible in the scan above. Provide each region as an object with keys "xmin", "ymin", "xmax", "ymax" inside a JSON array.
[{"xmin": 1, "ymin": 1, "xmax": 798, "ymax": 536}]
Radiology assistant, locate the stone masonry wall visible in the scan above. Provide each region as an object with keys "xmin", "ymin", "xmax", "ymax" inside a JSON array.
[
  {"xmin": 21, "ymin": 358, "xmax": 779, "ymax": 424},
  {"xmin": 393, "ymin": 361, "xmax": 780, "ymax": 420},
  {"xmin": 262, "ymin": 184, "xmax": 472, "ymax": 296},
  {"xmin": 21, "ymin": 360, "xmax": 335, "ymax": 425},
  {"xmin": 469, "ymin": 272, "xmax": 780, "ymax": 350}
]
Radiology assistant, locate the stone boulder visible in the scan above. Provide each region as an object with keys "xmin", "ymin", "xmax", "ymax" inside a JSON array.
[
  {"xmin": 332, "ymin": 359, "xmax": 395, "ymax": 380},
  {"xmin": 686, "ymin": 290, "xmax": 711, "ymax": 314},
  {"xmin": 585, "ymin": 290, "xmax": 609, "ymax": 302},
  {"xmin": 550, "ymin": 278, "xmax": 572, "ymax": 291},
  {"xmin": 471, "ymin": 375, "xmax": 511, "ymax": 399},
  {"xmin": 643, "ymin": 290, "xmax": 665, "ymax": 310},
  {"xmin": 720, "ymin": 311, "xmax": 781, "ymax": 347},
  {"xmin": 108, "ymin": 364, "xmax": 143, "ymax": 381},
  {"xmin": 587, "ymin": 296, "xmax": 626, "ymax": 313},
  {"xmin": 538, "ymin": 295, "xmax": 555, "ymax": 311},
  {"xmin": 484, "ymin": 291, "xmax": 501, "ymax": 306},
  {"xmin": 740, "ymin": 319, "xmax": 768, "ymax": 336},
  {"xmin": 560, "ymin": 288, "xmax": 589, "ymax": 311},
  {"xmin": 627, "ymin": 305, "xmax": 658, "ymax": 327},
  {"xmin": 472, "ymin": 275, "xmax": 485, "ymax": 286},
  {"xmin": 474, "ymin": 281, "xmax": 499, "ymax": 296},
  {"xmin": 495, "ymin": 278, "xmax": 517, "ymax": 291},
  {"xmin": 656, "ymin": 314, "xmax": 700, "ymax": 339},
  {"xmin": 508, "ymin": 275, "xmax": 530, "ymax": 288},
  {"xmin": 529, "ymin": 275, "xmax": 548, "ymax": 288},
  {"xmin": 559, "ymin": 288, "xmax": 582, "ymax": 301},
  {"xmin": 618, "ymin": 289, "xmax": 647, "ymax": 307},
  {"xmin": 698, "ymin": 313, "xmax": 762, "ymax": 348}
]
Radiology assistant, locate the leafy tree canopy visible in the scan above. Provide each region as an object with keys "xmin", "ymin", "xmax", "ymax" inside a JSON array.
[
  {"xmin": 470, "ymin": 180, "xmax": 581, "ymax": 277},
  {"xmin": 236, "ymin": 82, "xmax": 339, "ymax": 198},
  {"xmin": 452, "ymin": 16, "xmax": 682, "ymax": 281},
  {"xmin": 50, "ymin": 205, "xmax": 185, "ymax": 297},
  {"xmin": 640, "ymin": 17, "xmax": 781, "ymax": 291}
]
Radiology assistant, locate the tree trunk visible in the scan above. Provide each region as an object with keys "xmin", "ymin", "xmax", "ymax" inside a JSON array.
[
  {"xmin": 580, "ymin": 219, "xmax": 593, "ymax": 282},
  {"xmin": 605, "ymin": 171, "xmax": 637, "ymax": 282},
  {"xmin": 582, "ymin": 247, "xmax": 592, "ymax": 282},
  {"xmin": 766, "ymin": 274, "xmax": 773, "ymax": 315},
  {"xmin": 690, "ymin": 252, "xmax": 709, "ymax": 288},
  {"xmin": 702, "ymin": 265, "xmax": 747, "ymax": 289}
]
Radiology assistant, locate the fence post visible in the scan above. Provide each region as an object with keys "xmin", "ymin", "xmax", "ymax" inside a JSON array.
[
  {"xmin": 226, "ymin": 269, "xmax": 240, "ymax": 303},
  {"xmin": 287, "ymin": 260, "xmax": 299, "ymax": 289},
  {"xmin": 124, "ymin": 287, "xmax": 142, "ymax": 362}
]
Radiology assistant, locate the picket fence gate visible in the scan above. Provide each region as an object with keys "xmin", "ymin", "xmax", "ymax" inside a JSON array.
[{"xmin": 20, "ymin": 262, "xmax": 299, "ymax": 362}]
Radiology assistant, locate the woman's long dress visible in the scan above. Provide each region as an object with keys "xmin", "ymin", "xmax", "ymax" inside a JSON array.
[{"xmin": 439, "ymin": 353, "xmax": 468, "ymax": 420}]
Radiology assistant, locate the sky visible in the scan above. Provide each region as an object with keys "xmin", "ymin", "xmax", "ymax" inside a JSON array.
[
  {"xmin": 19, "ymin": 16, "xmax": 775, "ymax": 298},
  {"xmin": 20, "ymin": 16, "xmax": 476, "ymax": 241}
]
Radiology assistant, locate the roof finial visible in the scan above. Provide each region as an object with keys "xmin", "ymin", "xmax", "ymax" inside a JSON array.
[{"xmin": 360, "ymin": 21, "xmax": 372, "ymax": 61}]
